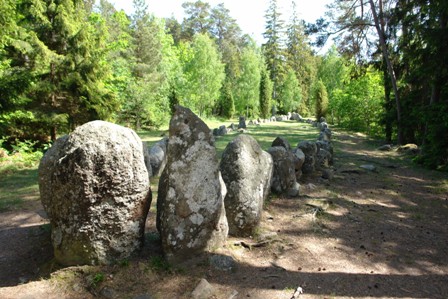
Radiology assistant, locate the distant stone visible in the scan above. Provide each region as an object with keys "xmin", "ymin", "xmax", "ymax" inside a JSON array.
[
  {"xmin": 397, "ymin": 144, "xmax": 419, "ymax": 155},
  {"xmin": 297, "ymin": 141, "xmax": 317, "ymax": 174},
  {"xmin": 292, "ymin": 148, "xmax": 305, "ymax": 180},
  {"xmin": 218, "ymin": 125, "xmax": 228, "ymax": 136},
  {"xmin": 220, "ymin": 135, "xmax": 273, "ymax": 237},
  {"xmin": 360, "ymin": 164, "xmax": 376, "ymax": 171},
  {"xmin": 268, "ymin": 146, "xmax": 299, "ymax": 196},
  {"xmin": 272, "ymin": 136, "xmax": 291, "ymax": 151},
  {"xmin": 238, "ymin": 116, "xmax": 246, "ymax": 129},
  {"xmin": 316, "ymin": 148, "xmax": 332, "ymax": 170},
  {"xmin": 39, "ymin": 121, "xmax": 151, "ymax": 266},
  {"xmin": 229, "ymin": 123, "xmax": 237, "ymax": 131},
  {"xmin": 321, "ymin": 169, "xmax": 334, "ymax": 180},
  {"xmin": 149, "ymin": 137, "xmax": 168, "ymax": 177},
  {"xmin": 157, "ymin": 106, "xmax": 228, "ymax": 264},
  {"xmin": 378, "ymin": 144, "xmax": 392, "ymax": 151}
]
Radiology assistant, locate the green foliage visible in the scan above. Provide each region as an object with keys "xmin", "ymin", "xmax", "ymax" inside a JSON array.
[
  {"xmin": 234, "ymin": 46, "xmax": 261, "ymax": 117},
  {"xmin": 182, "ymin": 33, "xmax": 225, "ymax": 116},
  {"xmin": 216, "ymin": 80, "xmax": 235, "ymax": 119},
  {"xmin": 313, "ymin": 80, "xmax": 328, "ymax": 121},
  {"xmin": 89, "ymin": 272, "xmax": 105, "ymax": 288},
  {"xmin": 0, "ymin": 138, "xmax": 47, "ymax": 169},
  {"xmin": 278, "ymin": 69, "xmax": 301, "ymax": 113},
  {"xmin": 149, "ymin": 255, "xmax": 171, "ymax": 272},
  {"xmin": 331, "ymin": 66, "xmax": 384, "ymax": 136},
  {"xmin": 259, "ymin": 65, "xmax": 273, "ymax": 119}
]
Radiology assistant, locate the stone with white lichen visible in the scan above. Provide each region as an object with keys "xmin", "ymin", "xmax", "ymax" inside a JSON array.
[
  {"xmin": 157, "ymin": 106, "xmax": 228, "ymax": 263},
  {"xmin": 38, "ymin": 120, "xmax": 152, "ymax": 266}
]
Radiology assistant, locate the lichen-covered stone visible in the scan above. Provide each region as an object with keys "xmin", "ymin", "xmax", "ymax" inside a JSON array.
[
  {"xmin": 220, "ymin": 135, "xmax": 273, "ymax": 237},
  {"xmin": 157, "ymin": 106, "xmax": 228, "ymax": 263},
  {"xmin": 268, "ymin": 146, "xmax": 299, "ymax": 196},
  {"xmin": 149, "ymin": 137, "xmax": 168, "ymax": 177},
  {"xmin": 292, "ymin": 148, "xmax": 305, "ymax": 180},
  {"xmin": 272, "ymin": 136, "xmax": 291, "ymax": 151},
  {"xmin": 297, "ymin": 141, "xmax": 317, "ymax": 174},
  {"xmin": 39, "ymin": 121, "xmax": 151, "ymax": 266}
]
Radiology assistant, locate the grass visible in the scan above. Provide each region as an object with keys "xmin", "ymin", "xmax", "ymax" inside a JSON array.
[{"xmin": 0, "ymin": 167, "xmax": 39, "ymax": 212}]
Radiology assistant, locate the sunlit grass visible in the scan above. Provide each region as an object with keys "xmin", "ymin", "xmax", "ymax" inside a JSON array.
[
  {"xmin": 0, "ymin": 167, "xmax": 39, "ymax": 211},
  {"xmin": 139, "ymin": 119, "xmax": 318, "ymax": 159}
]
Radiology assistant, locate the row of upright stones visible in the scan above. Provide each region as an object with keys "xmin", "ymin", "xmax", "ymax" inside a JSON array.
[{"xmin": 38, "ymin": 106, "xmax": 333, "ymax": 266}]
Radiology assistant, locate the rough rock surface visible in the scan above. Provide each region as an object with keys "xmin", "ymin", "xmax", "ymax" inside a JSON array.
[
  {"xmin": 39, "ymin": 120, "xmax": 152, "ymax": 266},
  {"xmin": 157, "ymin": 106, "xmax": 228, "ymax": 263},
  {"xmin": 220, "ymin": 135, "xmax": 273, "ymax": 236},
  {"xmin": 297, "ymin": 141, "xmax": 317, "ymax": 174},
  {"xmin": 238, "ymin": 116, "xmax": 246, "ymax": 129},
  {"xmin": 316, "ymin": 148, "xmax": 332, "ymax": 170},
  {"xmin": 292, "ymin": 148, "xmax": 305, "ymax": 180},
  {"xmin": 268, "ymin": 146, "xmax": 299, "ymax": 196},
  {"xmin": 148, "ymin": 137, "xmax": 168, "ymax": 177},
  {"xmin": 272, "ymin": 136, "xmax": 291, "ymax": 151}
]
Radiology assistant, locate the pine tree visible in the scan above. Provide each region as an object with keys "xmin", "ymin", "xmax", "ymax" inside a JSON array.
[
  {"xmin": 285, "ymin": 1, "xmax": 316, "ymax": 111},
  {"xmin": 259, "ymin": 64, "xmax": 273, "ymax": 119},
  {"xmin": 262, "ymin": 0, "xmax": 285, "ymax": 107},
  {"xmin": 314, "ymin": 80, "xmax": 329, "ymax": 121}
]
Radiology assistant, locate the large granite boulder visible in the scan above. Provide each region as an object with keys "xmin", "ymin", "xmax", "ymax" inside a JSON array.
[
  {"xmin": 149, "ymin": 137, "xmax": 168, "ymax": 177},
  {"xmin": 220, "ymin": 135, "xmax": 273, "ymax": 237},
  {"xmin": 297, "ymin": 141, "xmax": 317, "ymax": 174},
  {"xmin": 268, "ymin": 146, "xmax": 300, "ymax": 197},
  {"xmin": 38, "ymin": 121, "xmax": 152, "ymax": 266},
  {"xmin": 157, "ymin": 106, "xmax": 228, "ymax": 263}
]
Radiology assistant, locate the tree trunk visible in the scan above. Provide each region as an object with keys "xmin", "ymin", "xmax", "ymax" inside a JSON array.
[{"xmin": 368, "ymin": 0, "xmax": 403, "ymax": 144}]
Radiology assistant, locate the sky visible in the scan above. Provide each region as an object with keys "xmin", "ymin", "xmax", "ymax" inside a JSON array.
[{"xmin": 109, "ymin": 0, "xmax": 331, "ymax": 45}]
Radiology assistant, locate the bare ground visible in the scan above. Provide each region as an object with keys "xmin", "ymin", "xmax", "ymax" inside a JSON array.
[{"xmin": 1, "ymin": 131, "xmax": 447, "ymax": 299}]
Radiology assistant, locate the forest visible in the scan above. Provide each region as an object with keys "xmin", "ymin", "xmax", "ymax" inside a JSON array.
[{"xmin": 0, "ymin": 0, "xmax": 447, "ymax": 170}]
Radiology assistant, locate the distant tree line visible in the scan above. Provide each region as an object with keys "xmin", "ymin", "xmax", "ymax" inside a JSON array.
[{"xmin": 0, "ymin": 0, "xmax": 446, "ymax": 169}]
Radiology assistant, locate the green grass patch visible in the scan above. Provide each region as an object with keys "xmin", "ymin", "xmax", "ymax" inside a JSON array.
[
  {"xmin": 0, "ymin": 167, "xmax": 39, "ymax": 212},
  {"xmin": 140, "ymin": 119, "xmax": 317, "ymax": 159}
]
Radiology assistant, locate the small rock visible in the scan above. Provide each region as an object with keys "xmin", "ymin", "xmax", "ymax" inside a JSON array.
[
  {"xmin": 378, "ymin": 144, "xmax": 392, "ymax": 151},
  {"xmin": 228, "ymin": 289, "xmax": 239, "ymax": 299},
  {"xmin": 360, "ymin": 164, "xmax": 376, "ymax": 171},
  {"xmin": 191, "ymin": 278, "xmax": 216, "ymax": 299},
  {"xmin": 209, "ymin": 255, "xmax": 236, "ymax": 271},
  {"xmin": 100, "ymin": 287, "xmax": 118, "ymax": 299},
  {"xmin": 321, "ymin": 169, "xmax": 334, "ymax": 180},
  {"xmin": 133, "ymin": 294, "xmax": 153, "ymax": 299},
  {"xmin": 72, "ymin": 283, "xmax": 83, "ymax": 293}
]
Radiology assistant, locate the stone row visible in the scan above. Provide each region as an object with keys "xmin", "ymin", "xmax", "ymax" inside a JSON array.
[{"xmin": 38, "ymin": 107, "xmax": 334, "ymax": 266}]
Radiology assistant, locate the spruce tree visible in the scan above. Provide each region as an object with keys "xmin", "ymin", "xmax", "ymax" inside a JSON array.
[{"xmin": 262, "ymin": 0, "xmax": 285, "ymax": 107}]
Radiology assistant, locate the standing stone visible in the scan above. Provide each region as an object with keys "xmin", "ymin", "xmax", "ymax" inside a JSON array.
[
  {"xmin": 149, "ymin": 137, "xmax": 168, "ymax": 177},
  {"xmin": 238, "ymin": 116, "xmax": 246, "ymax": 129},
  {"xmin": 39, "ymin": 121, "xmax": 151, "ymax": 266},
  {"xmin": 297, "ymin": 141, "xmax": 317, "ymax": 174},
  {"xmin": 292, "ymin": 148, "xmax": 305, "ymax": 180},
  {"xmin": 217, "ymin": 125, "xmax": 228, "ymax": 136},
  {"xmin": 229, "ymin": 123, "xmax": 237, "ymax": 131},
  {"xmin": 268, "ymin": 146, "xmax": 299, "ymax": 196},
  {"xmin": 157, "ymin": 106, "xmax": 228, "ymax": 263},
  {"xmin": 220, "ymin": 135, "xmax": 273, "ymax": 237},
  {"xmin": 272, "ymin": 136, "xmax": 291, "ymax": 151},
  {"xmin": 316, "ymin": 148, "xmax": 332, "ymax": 170}
]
